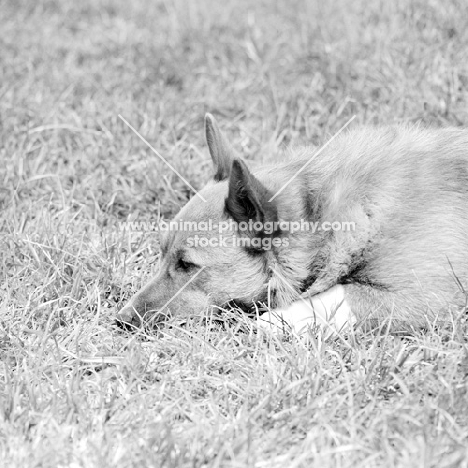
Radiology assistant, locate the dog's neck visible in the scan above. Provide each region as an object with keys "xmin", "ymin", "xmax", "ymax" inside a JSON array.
[
  {"xmin": 228, "ymin": 264, "xmax": 316, "ymax": 316},
  {"xmin": 299, "ymin": 271, "xmax": 317, "ymax": 294}
]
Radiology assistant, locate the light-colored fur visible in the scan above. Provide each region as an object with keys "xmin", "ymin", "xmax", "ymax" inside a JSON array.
[
  {"xmin": 258, "ymin": 285, "xmax": 355, "ymax": 339},
  {"xmin": 116, "ymin": 115, "xmax": 468, "ymax": 336}
]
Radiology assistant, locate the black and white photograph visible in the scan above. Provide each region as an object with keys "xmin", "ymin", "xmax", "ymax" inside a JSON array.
[{"xmin": 1, "ymin": 0, "xmax": 468, "ymax": 466}]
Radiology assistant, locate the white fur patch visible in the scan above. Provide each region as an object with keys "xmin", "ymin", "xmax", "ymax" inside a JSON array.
[{"xmin": 258, "ymin": 285, "xmax": 355, "ymax": 339}]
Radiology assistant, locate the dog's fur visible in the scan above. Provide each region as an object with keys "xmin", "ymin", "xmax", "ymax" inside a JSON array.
[{"xmin": 116, "ymin": 114, "xmax": 468, "ymax": 335}]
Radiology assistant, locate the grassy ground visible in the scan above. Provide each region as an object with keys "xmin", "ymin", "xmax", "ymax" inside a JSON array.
[{"xmin": 1, "ymin": 0, "xmax": 468, "ymax": 466}]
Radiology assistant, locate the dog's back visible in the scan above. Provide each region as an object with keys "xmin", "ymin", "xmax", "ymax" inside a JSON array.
[{"xmin": 295, "ymin": 126, "xmax": 468, "ymax": 326}]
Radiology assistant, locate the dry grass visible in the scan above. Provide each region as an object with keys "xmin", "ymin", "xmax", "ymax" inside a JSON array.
[{"xmin": 1, "ymin": 0, "xmax": 468, "ymax": 466}]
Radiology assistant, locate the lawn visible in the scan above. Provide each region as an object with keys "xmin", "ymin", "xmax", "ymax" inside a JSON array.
[{"xmin": 1, "ymin": 0, "xmax": 468, "ymax": 466}]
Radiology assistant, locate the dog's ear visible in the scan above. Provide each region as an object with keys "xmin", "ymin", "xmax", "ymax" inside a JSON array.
[
  {"xmin": 205, "ymin": 113, "xmax": 236, "ymax": 181},
  {"xmin": 226, "ymin": 159, "xmax": 278, "ymax": 229}
]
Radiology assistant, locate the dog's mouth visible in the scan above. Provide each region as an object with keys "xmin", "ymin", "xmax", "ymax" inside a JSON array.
[
  {"xmin": 115, "ymin": 295, "xmax": 272, "ymax": 333},
  {"xmin": 115, "ymin": 306, "xmax": 171, "ymax": 332},
  {"xmin": 225, "ymin": 297, "xmax": 271, "ymax": 318}
]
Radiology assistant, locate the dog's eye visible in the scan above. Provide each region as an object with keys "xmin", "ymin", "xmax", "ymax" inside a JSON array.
[{"xmin": 176, "ymin": 258, "xmax": 197, "ymax": 272}]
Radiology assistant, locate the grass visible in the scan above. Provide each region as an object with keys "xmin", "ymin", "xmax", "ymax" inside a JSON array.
[{"xmin": 1, "ymin": 0, "xmax": 468, "ymax": 466}]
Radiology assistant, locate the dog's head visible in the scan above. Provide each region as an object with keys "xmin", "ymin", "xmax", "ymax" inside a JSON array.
[{"xmin": 116, "ymin": 114, "xmax": 314, "ymax": 330}]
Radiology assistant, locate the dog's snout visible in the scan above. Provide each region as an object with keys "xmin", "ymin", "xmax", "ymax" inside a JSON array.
[{"xmin": 115, "ymin": 307, "xmax": 142, "ymax": 330}]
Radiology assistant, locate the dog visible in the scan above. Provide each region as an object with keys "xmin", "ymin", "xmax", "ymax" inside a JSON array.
[{"xmin": 116, "ymin": 114, "xmax": 468, "ymax": 336}]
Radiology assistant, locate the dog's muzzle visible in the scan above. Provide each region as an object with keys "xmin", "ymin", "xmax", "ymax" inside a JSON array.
[{"xmin": 115, "ymin": 306, "xmax": 142, "ymax": 330}]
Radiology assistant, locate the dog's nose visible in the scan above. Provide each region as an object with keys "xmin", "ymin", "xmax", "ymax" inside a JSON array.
[{"xmin": 115, "ymin": 307, "xmax": 142, "ymax": 330}]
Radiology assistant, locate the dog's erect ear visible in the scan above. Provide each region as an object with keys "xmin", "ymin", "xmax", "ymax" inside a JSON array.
[
  {"xmin": 226, "ymin": 159, "xmax": 278, "ymax": 230},
  {"xmin": 205, "ymin": 113, "xmax": 236, "ymax": 182}
]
